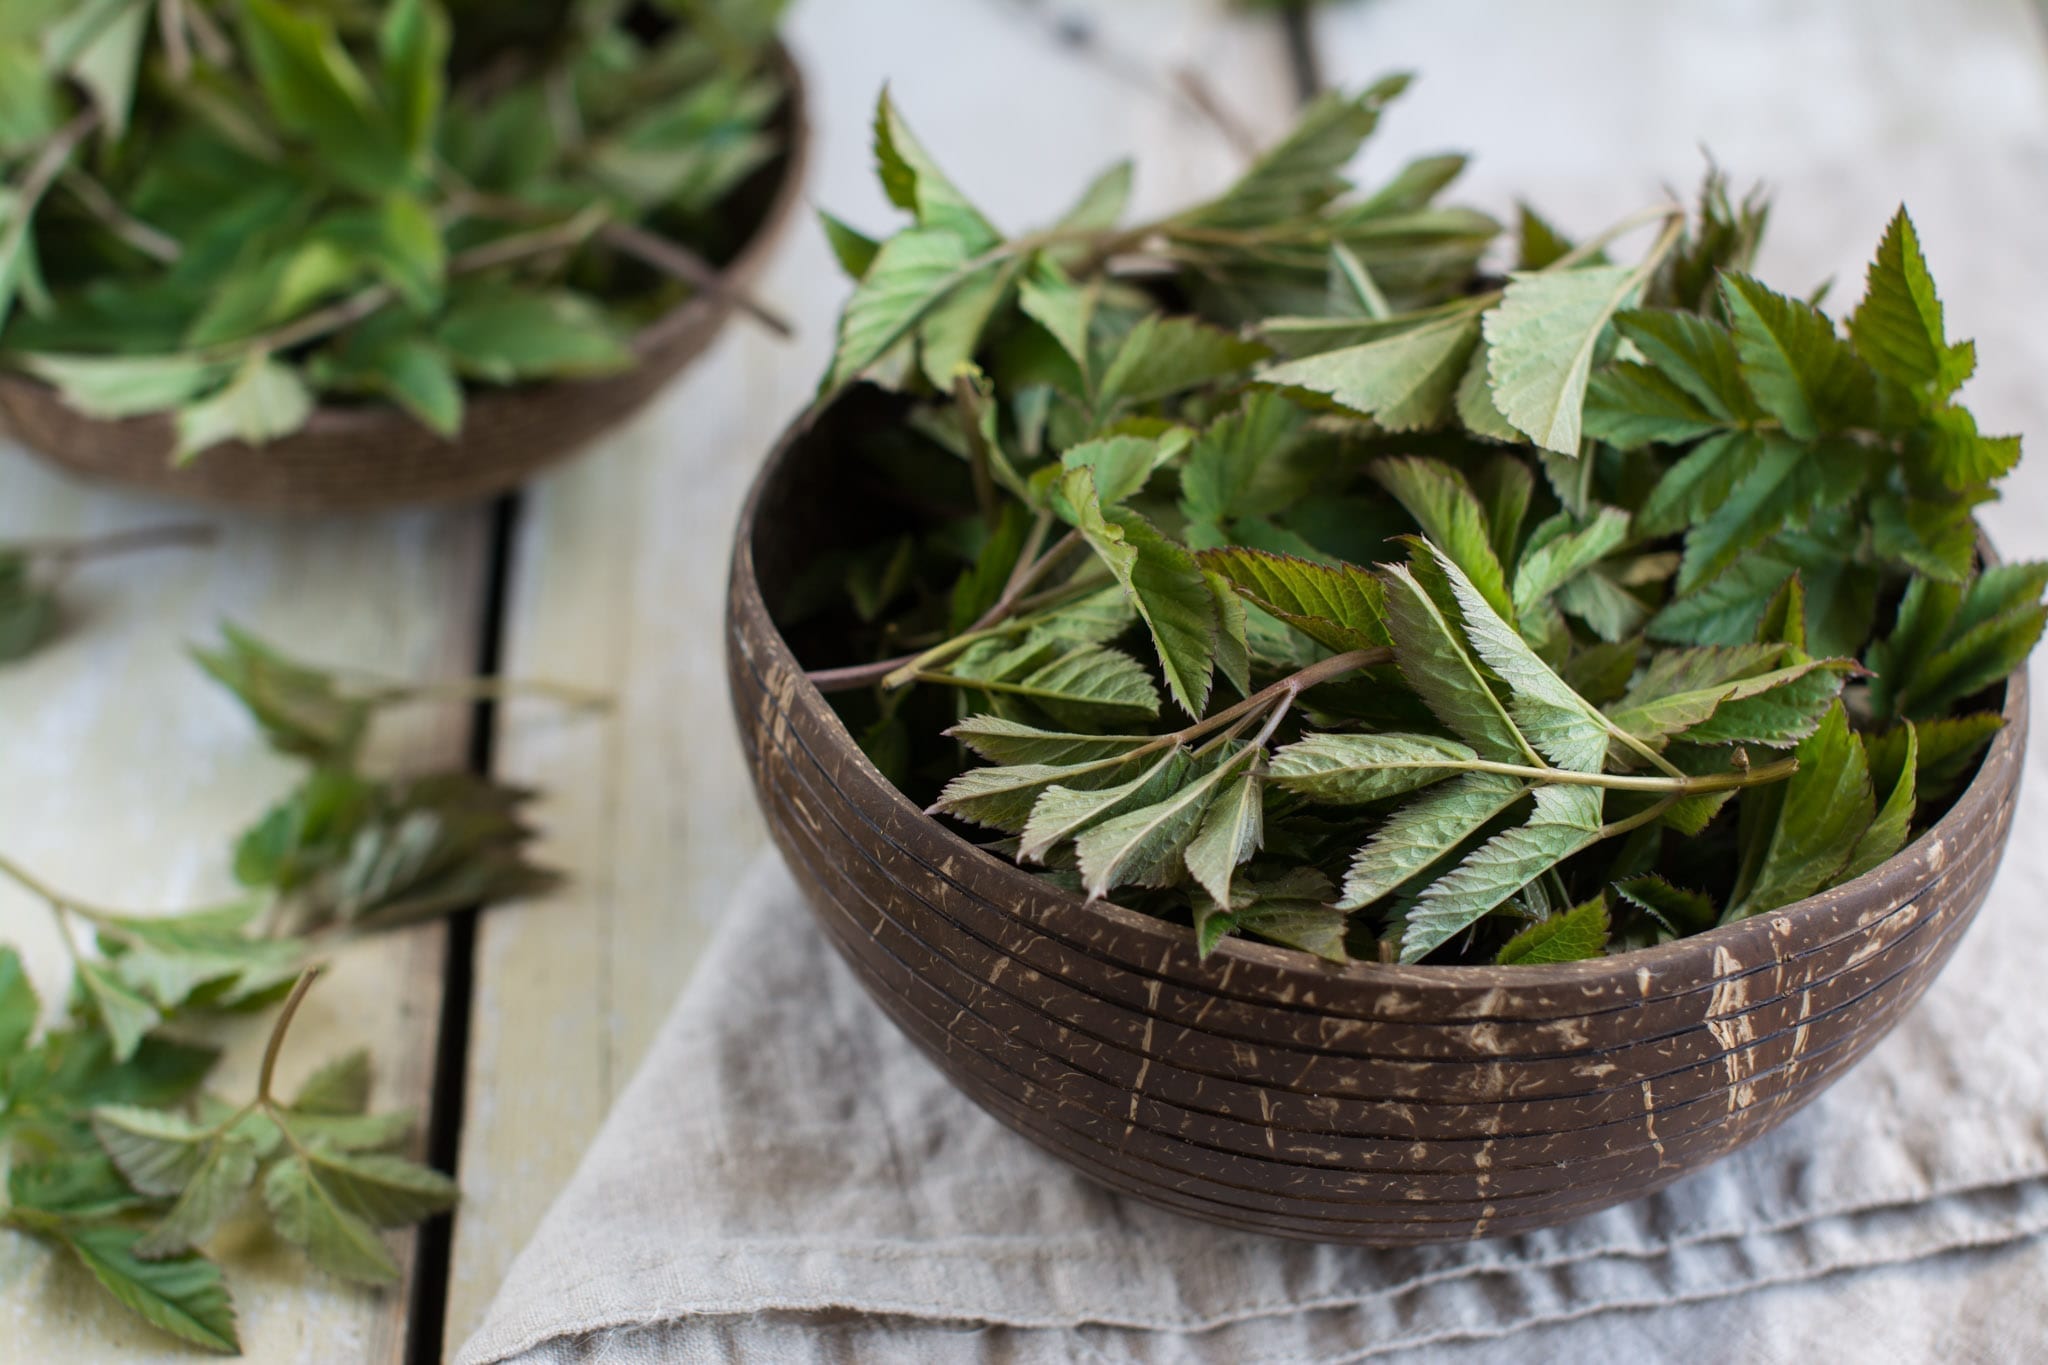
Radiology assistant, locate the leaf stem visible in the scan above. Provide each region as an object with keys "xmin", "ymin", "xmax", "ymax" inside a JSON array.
[
  {"xmin": 1599, "ymin": 794, "xmax": 1685, "ymax": 840},
  {"xmin": 809, "ymin": 529, "xmax": 1088, "ymax": 693},
  {"xmin": 1418, "ymin": 754, "xmax": 1796, "ymax": 794},
  {"xmin": 1154, "ymin": 648, "xmax": 1392, "ymax": 755},
  {"xmin": 256, "ymin": 969, "xmax": 322, "ymax": 1107}
]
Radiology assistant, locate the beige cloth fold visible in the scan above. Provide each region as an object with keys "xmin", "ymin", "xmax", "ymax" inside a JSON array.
[{"xmin": 459, "ymin": 753, "xmax": 2048, "ymax": 1365}]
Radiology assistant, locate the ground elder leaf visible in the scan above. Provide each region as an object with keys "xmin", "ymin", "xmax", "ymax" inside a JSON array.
[
  {"xmin": 1074, "ymin": 750, "xmax": 1252, "ymax": 897},
  {"xmin": 1720, "ymin": 273, "xmax": 1878, "ymax": 439},
  {"xmin": 1483, "ymin": 263, "xmax": 1642, "ymax": 454},
  {"xmin": 59, "ymin": 1224, "xmax": 240, "ymax": 1354},
  {"xmin": 1261, "ymin": 312, "xmax": 1478, "ymax": 432},
  {"xmin": 1402, "ymin": 784, "xmax": 1604, "ymax": 962},
  {"xmin": 262, "ymin": 1155, "xmax": 401, "ymax": 1285},
  {"xmin": 1849, "ymin": 208, "xmax": 1973, "ymax": 399},
  {"xmin": 1268, "ymin": 732, "xmax": 1477, "ymax": 804},
  {"xmin": 1731, "ymin": 701, "xmax": 1872, "ymax": 917},
  {"xmin": 1371, "ymin": 456, "xmax": 1513, "ymax": 621},
  {"xmin": 1338, "ymin": 772, "xmax": 1527, "ymax": 910},
  {"xmin": 1495, "ymin": 894, "xmax": 1610, "ymax": 964},
  {"xmin": 1183, "ymin": 770, "xmax": 1264, "ymax": 909},
  {"xmin": 1197, "ymin": 546, "xmax": 1389, "ymax": 653},
  {"xmin": 1379, "ymin": 559, "xmax": 1529, "ymax": 763}
]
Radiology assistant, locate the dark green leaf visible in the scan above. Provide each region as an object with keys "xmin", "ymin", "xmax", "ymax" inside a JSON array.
[
  {"xmin": 1495, "ymin": 894, "xmax": 1609, "ymax": 964},
  {"xmin": 1849, "ymin": 208, "xmax": 1973, "ymax": 399},
  {"xmin": 1720, "ymin": 273, "xmax": 1878, "ymax": 439},
  {"xmin": 1730, "ymin": 701, "xmax": 1872, "ymax": 916}
]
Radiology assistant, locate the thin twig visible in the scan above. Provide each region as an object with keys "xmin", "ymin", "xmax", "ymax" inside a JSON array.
[
  {"xmin": 158, "ymin": 0, "xmax": 193, "ymax": 81},
  {"xmin": 256, "ymin": 969, "xmax": 322, "ymax": 1105},
  {"xmin": 597, "ymin": 221, "xmax": 792, "ymax": 336},
  {"xmin": 1172, "ymin": 67, "xmax": 1258, "ymax": 160},
  {"xmin": 59, "ymin": 169, "xmax": 183, "ymax": 263}
]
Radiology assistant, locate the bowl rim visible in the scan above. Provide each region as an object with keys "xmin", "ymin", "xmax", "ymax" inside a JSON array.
[
  {"xmin": 0, "ymin": 40, "xmax": 811, "ymax": 446},
  {"xmin": 731, "ymin": 390, "xmax": 2029, "ymax": 993}
]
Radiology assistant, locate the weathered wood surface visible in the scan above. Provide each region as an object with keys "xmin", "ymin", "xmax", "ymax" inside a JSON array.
[
  {"xmin": 441, "ymin": 0, "xmax": 1299, "ymax": 1349},
  {"xmin": 0, "ymin": 455, "xmax": 488, "ymax": 1360}
]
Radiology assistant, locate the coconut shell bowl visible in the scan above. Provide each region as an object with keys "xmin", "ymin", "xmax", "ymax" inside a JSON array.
[
  {"xmin": 0, "ymin": 51, "xmax": 809, "ymax": 516},
  {"xmin": 725, "ymin": 391, "xmax": 2027, "ymax": 1246}
]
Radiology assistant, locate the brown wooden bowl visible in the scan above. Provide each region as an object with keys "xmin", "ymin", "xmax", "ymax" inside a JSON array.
[
  {"xmin": 0, "ymin": 47, "xmax": 809, "ymax": 515},
  {"xmin": 725, "ymin": 391, "xmax": 2028, "ymax": 1245}
]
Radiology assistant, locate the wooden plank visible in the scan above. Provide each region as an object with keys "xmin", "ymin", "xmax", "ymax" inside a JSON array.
[
  {"xmin": 0, "ymin": 453, "xmax": 488, "ymax": 1362},
  {"xmin": 1307, "ymin": 0, "xmax": 2048, "ymax": 545},
  {"xmin": 442, "ymin": 0, "xmax": 1301, "ymax": 1349}
]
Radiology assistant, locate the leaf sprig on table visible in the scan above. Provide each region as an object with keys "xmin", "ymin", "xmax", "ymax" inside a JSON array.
[
  {"xmin": 0, "ymin": 626, "xmax": 583, "ymax": 1354},
  {"xmin": 795, "ymin": 80, "xmax": 2044, "ymax": 966},
  {"xmin": 0, "ymin": 0, "xmax": 789, "ymax": 459}
]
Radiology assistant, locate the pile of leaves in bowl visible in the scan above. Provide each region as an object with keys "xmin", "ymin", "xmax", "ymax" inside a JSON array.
[
  {"xmin": 790, "ymin": 79, "xmax": 2045, "ymax": 967},
  {"xmin": 0, "ymin": 0, "xmax": 788, "ymax": 458}
]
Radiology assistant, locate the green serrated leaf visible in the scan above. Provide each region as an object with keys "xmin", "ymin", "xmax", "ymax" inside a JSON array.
[
  {"xmin": 1197, "ymin": 546, "xmax": 1389, "ymax": 654},
  {"xmin": 437, "ymin": 288, "xmax": 633, "ymax": 385},
  {"xmin": 1183, "ymin": 770, "xmax": 1264, "ymax": 909},
  {"xmin": 818, "ymin": 209, "xmax": 881, "ymax": 280},
  {"xmin": 284, "ymin": 1131, "xmax": 458, "ymax": 1227},
  {"xmin": 1075, "ymin": 750, "xmax": 1252, "ymax": 897},
  {"xmin": 1845, "ymin": 720, "xmax": 1917, "ymax": 880},
  {"xmin": 1269, "ymin": 731, "xmax": 1477, "ymax": 804},
  {"xmin": 293, "ymin": 1050, "xmax": 372, "ymax": 1116},
  {"xmin": 1583, "ymin": 361, "xmax": 1725, "ymax": 449},
  {"xmin": 1720, "ymin": 273, "xmax": 1878, "ymax": 439},
  {"xmin": 1338, "ymin": 773, "xmax": 1527, "ymax": 910},
  {"xmin": 1178, "ymin": 391, "xmax": 1311, "ymax": 532},
  {"xmin": 60, "ymin": 1223, "xmax": 241, "ymax": 1353},
  {"xmin": 1433, "ymin": 551, "xmax": 1610, "ymax": 772},
  {"xmin": 136, "ymin": 1136, "xmax": 261, "ymax": 1258},
  {"xmin": 1483, "ymin": 263, "xmax": 1642, "ymax": 455},
  {"xmin": 0, "ymin": 944, "xmax": 36, "ymax": 1058},
  {"xmin": 1731, "ymin": 701, "xmax": 1873, "ymax": 917},
  {"xmin": 1063, "ymin": 467, "xmax": 1218, "ymax": 717},
  {"xmin": 1403, "ymin": 784, "xmax": 1604, "ymax": 961},
  {"xmin": 1512, "ymin": 507, "xmax": 1630, "ymax": 618},
  {"xmin": 1379, "ymin": 560, "xmax": 1530, "ymax": 763},
  {"xmin": 825, "ymin": 227, "xmax": 979, "ymax": 390},
  {"xmin": 262, "ymin": 1155, "xmax": 401, "ymax": 1284},
  {"xmin": 1614, "ymin": 875, "xmax": 1718, "ymax": 936},
  {"xmin": 930, "ymin": 746, "xmax": 1156, "ymax": 834},
  {"xmin": 91, "ymin": 1104, "xmax": 211, "ymax": 1197},
  {"xmin": 1261, "ymin": 312, "xmax": 1478, "ymax": 432},
  {"xmin": 1179, "ymin": 84, "xmax": 1395, "ymax": 231},
  {"xmin": 1096, "ymin": 315, "xmax": 1268, "ymax": 409},
  {"xmin": 1612, "ymin": 308, "xmax": 1757, "ymax": 421},
  {"xmin": 1017, "ymin": 749, "xmax": 1192, "ymax": 863},
  {"xmin": 1849, "ymin": 208, "xmax": 1973, "ymax": 399},
  {"xmin": 78, "ymin": 962, "xmax": 160, "ymax": 1064},
  {"xmin": 1495, "ymin": 894, "xmax": 1610, "ymax": 964},
  {"xmin": 192, "ymin": 624, "xmax": 371, "ymax": 766},
  {"xmin": 1370, "ymin": 456, "xmax": 1514, "ymax": 622},
  {"xmin": 872, "ymin": 89, "xmax": 999, "ymax": 248}
]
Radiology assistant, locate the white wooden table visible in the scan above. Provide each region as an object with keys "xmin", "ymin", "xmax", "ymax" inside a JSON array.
[{"xmin": 4, "ymin": 1, "xmax": 2045, "ymax": 1359}]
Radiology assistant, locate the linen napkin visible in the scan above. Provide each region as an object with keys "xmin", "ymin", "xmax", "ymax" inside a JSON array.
[{"xmin": 458, "ymin": 723, "xmax": 2048, "ymax": 1365}]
